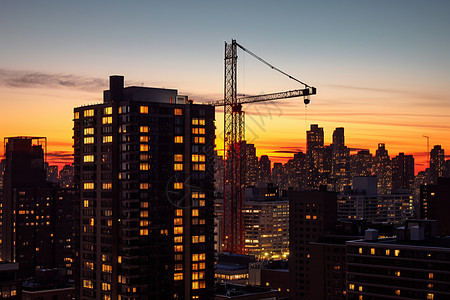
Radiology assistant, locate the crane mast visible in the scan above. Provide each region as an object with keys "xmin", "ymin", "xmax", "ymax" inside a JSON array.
[{"xmin": 219, "ymin": 39, "xmax": 316, "ymax": 254}]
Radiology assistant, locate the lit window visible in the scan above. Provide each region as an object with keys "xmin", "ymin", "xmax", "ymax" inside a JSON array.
[
  {"xmin": 140, "ymin": 183, "xmax": 149, "ymax": 190},
  {"xmin": 176, "ymin": 209, "xmax": 183, "ymax": 216},
  {"xmin": 199, "ymin": 118, "xmax": 205, "ymax": 125},
  {"xmin": 102, "ymin": 264, "xmax": 112, "ymax": 273},
  {"xmin": 140, "ymin": 126, "xmax": 149, "ymax": 133},
  {"xmin": 102, "ymin": 116, "xmax": 112, "ymax": 124},
  {"xmin": 174, "ymin": 154, "xmax": 183, "ymax": 162},
  {"xmin": 102, "ymin": 135, "xmax": 112, "ymax": 143},
  {"xmin": 306, "ymin": 215, "xmax": 311, "ymax": 220},
  {"xmin": 84, "ymin": 155, "xmax": 94, "ymax": 162},
  {"xmin": 358, "ymin": 248, "xmax": 363, "ymax": 254},
  {"xmin": 429, "ymin": 273, "xmax": 433, "ymax": 279},
  {"xmin": 140, "ymin": 220, "xmax": 149, "ymax": 226},
  {"xmin": 174, "ymin": 182, "xmax": 183, "ymax": 189},
  {"xmin": 141, "ymin": 202, "xmax": 149, "ymax": 208},
  {"xmin": 395, "ymin": 289, "xmax": 400, "ymax": 296},
  {"xmin": 394, "ymin": 249, "xmax": 400, "ymax": 257},
  {"xmin": 386, "ymin": 249, "xmax": 390, "ymax": 256},
  {"xmin": 192, "ymin": 118, "xmax": 198, "ymax": 125},
  {"xmin": 174, "ymin": 273, "xmax": 183, "ymax": 281},
  {"xmin": 140, "ymin": 211, "xmax": 148, "ymax": 218},
  {"xmin": 358, "ymin": 286, "xmax": 363, "ymax": 292},
  {"xmin": 174, "ymin": 136, "xmax": 183, "ymax": 143},
  {"xmin": 198, "ymin": 128, "xmax": 205, "ymax": 134},
  {"xmin": 140, "ymin": 163, "xmax": 149, "ymax": 171},
  {"xmin": 199, "ymin": 200, "xmax": 205, "ymax": 207},
  {"xmin": 84, "ymin": 182, "xmax": 94, "ymax": 190},
  {"xmin": 427, "ymin": 293, "xmax": 434, "ymax": 300},
  {"xmin": 370, "ymin": 248, "xmax": 375, "ymax": 255},
  {"xmin": 102, "ymin": 182, "xmax": 112, "ymax": 190},
  {"xmin": 102, "ymin": 282, "xmax": 111, "ymax": 291},
  {"xmin": 83, "ymin": 200, "xmax": 89, "ymax": 208},
  {"xmin": 174, "ymin": 218, "xmax": 183, "ymax": 225},
  {"xmin": 194, "ymin": 137, "xmax": 205, "ymax": 144},
  {"xmin": 199, "ymin": 262, "xmax": 205, "ymax": 270},
  {"xmin": 104, "ymin": 107, "xmax": 112, "ymax": 115},
  {"xmin": 140, "ymin": 144, "xmax": 149, "ymax": 152},
  {"xmin": 174, "ymin": 226, "xmax": 183, "ymax": 235},
  {"xmin": 84, "ymin": 127, "xmax": 94, "ymax": 135},
  {"xmin": 140, "ymin": 154, "xmax": 148, "ymax": 161},
  {"xmin": 140, "ymin": 106, "xmax": 148, "ymax": 114},
  {"xmin": 192, "ymin": 209, "xmax": 199, "ymax": 217},
  {"xmin": 192, "ymin": 236, "xmax": 199, "ymax": 243},
  {"xmin": 84, "ymin": 109, "xmax": 94, "ymax": 117},
  {"xmin": 174, "ymin": 245, "xmax": 183, "ymax": 252},
  {"xmin": 174, "ymin": 108, "xmax": 183, "ymax": 115},
  {"xmin": 395, "ymin": 271, "xmax": 400, "ymax": 277},
  {"xmin": 83, "ymin": 280, "xmax": 93, "ymax": 289},
  {"xmin": 174, "ymin": 236, "xmax": 183, "ymax": 243},
  {"xmin": 74, "ymin": 112, "xmax": 79, "ymax": 119},
  {"xmin": 84, "ymin": 137, "xmax": 94, "ymax": 144},
  {"xmin": 349, "ymin": 284, "xmax": 355, "ymax": 290},
  {"xmin": 140, "ymin": 229, "xmax": 148, "ymax": 236},
  {"xmin": 174, "ymin": 164, "xmax": 183, "ymax": 171},
  {"xmin": 140, "ymin": 136, "xmax": 148, "ymax": 142}
]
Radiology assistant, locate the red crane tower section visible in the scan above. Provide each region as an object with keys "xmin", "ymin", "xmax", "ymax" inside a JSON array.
[{"xmin": 209, "ymin": 40, "xmax": 316, "ymax": 254}]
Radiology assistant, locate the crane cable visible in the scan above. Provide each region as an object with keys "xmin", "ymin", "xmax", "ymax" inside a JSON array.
[{"xmin": 236, "ymin": 42, "xmax": 312, "ymax": 89}]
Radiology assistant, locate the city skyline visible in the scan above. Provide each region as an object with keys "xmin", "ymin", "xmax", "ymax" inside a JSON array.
[{"xmin": 1, "ymin": 0, "xmax": 450, "ymax": 173}]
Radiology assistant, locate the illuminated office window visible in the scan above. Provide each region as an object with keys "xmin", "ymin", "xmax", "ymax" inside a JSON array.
[
  {"xmin": 174, "ymin": 164, "xmax": 183, "ymax": 171},
  {"xmin": 140, "ymin": 229, "xmax": 148, "ymax": 236},
  {"xmin": 174, "ymin": 182, "xmax": 183, "ymax": 189},
  {"xmin": 174, "ymin": 227, "xmax": 183, "ymax": 235},
  {"xmin": 176, "ymin": 209, "xmax": 183, "ymax": 216},
  {"xmin": 102, "ymin": 136, "xmax": 112, "ymax": 143},
  {"xmin": 174, "ymin": 273, "xmax": 183, "ymax": 281},
  {"xmin": 84, "ymin": 127, "xmax": 94, "ymax": 135},
  {"xmin": 174, "ymin": 136, "xmax": 183, "ymax": 143},
  {"xmin": 140, "ymin": 126, "xmax": 149, "ymax": 133},
  {"xmin": 102, "ymin": 116, "xmax": 112, "ymax": 124},
  {"xmin": 83, "ymin": 280, "xmax": 93, "ymax": 289},
  {"xmin": 174, "ymin": 108, "xmax": 183, "ymax": 115},
  {"xmin": 74, "ymin": 112, "xmax": 79, "ymax": 119},
  {"xmin": 83, "ymin": 200, "xmax": 89, "ymax": 208},
  {"xmin": 102, "ymin": 283, "xmax": 111, "ymax": 291},
  {"xmin": 192, "ymin": 209, "xmax": 199, "ymax": 217},
  {"xmin": 174, "ymin": 154, "xmax": 183, "ymax": 162},
  {"xmin": 140, "ymin": 144, "xmax": 149, "ymax": 152},
  {"xmin": 102, "ymin": 182, "xmax": 112, "ymax": 190},
  {"xmin": 140, "ymin": 183, "xmax": 149, "ymax": 190},
  {"xmin": 84, "ymin": 155, "xmax": 94, "ymax": 162},
  {"xmin": 174, "ymin": 218, "xmax": 183, "ymax": 225},
  {"xmin": 84, "ymin": 109, "xmax": 94, "ymax": 117},
  {"xmin": 140, "ymin": 106, "xmax": 148, "ymax": 114},
  {"xmin": 140, "ymin": 136, "xmax": 148, "ymax": 142},
  {"xmin": 104, "ymin": 107, "xmax": 112, "ymax": 115},
  {"xmin": 84, "ymin": 137, "xmax": 94, "ymax": 144},
  {"xmin": 174, "ymin": 245, "xmax": 183, "ymax": 252},
  {"xmin": 140, "ymin": 163, "xmax": 149, "ymax": 171},
  {"xmin": 84, "ymin": 182, "xmax": 94, "ymax": 190}
]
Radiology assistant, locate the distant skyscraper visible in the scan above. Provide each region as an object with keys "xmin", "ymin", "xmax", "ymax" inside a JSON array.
[
  {"xmin": 73, "ymin": 76, "xmax": 215, "ymax": 299},
  {"xmin": 306, "ymin": 124, "xmax": 324, "ymax": 152},
  {"xmin": 350, "ymin": 150, "xmax": 373, "ymax": 177},
  {"xmin": 430, "ymin": 145, "xmax": 446, "ymax": 183},
  {"xmin": 244, "ymin": 143, "xmax": 259, "ymax": 187},
  {"xmin": 46, "ymin": 164, "xmax": 59, "ymax": 183},
  {"xmin": 259, "ymin": 155, "xmax": 271, "ymax": 186},
  {"xmin": 285, "ymin": 152, "xmax": 308, "ymax": 191},
  {"xmin": 271, "ymin": 163, "xmax": 284, "ymax": 188},
  {"xmin": 331, "ymin": 127, "xmax": 350, "ymax": 192},
  {"xmin": 392, "ymin": 153, "xmax": 414, "ymax": 192},
  {"xmin": 373, "ymin": 143, "xmax": 392, "ymax": 194},
  {"xmin": 59, "ymin": 164, "xmax": 74, "ymax": 189}
]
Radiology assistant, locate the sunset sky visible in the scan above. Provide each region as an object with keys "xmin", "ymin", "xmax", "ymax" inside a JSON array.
[{"xmin": 1, "ymin": 0, "xmax": 449, "ymax": 173}]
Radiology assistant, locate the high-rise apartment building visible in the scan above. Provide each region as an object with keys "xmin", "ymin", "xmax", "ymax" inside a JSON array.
[
  {"xmin": 289, "ymin": 190, "xmax": 337, "ymax": 299},
  {"xmin": 73, "ymin": 76, "xmax": 215, "ymax": 300},
  {"xmin": 331, "ymin": 127, "xmax": 350, "ymax": 192},
  {"xmin": 350, "ymin": 150, "xmax": 372, "ymax": 177},
  {"xmin": 259, "ymin": 155, "xmax": 271, "ymax": 187},
  {"xmin": 373, "ymin": 143, "xmax": 392, "ymax": 194},
  {"xmin": 392, "ymin": 153, "xmax": 414, "ymax": 192},
  {"xmin": 0, "ymin": 137, "xmax": 74, "ymax": 278},
  {"xmin": 430, "ymin": 145, "xmax": 446, "ymax": 184}
]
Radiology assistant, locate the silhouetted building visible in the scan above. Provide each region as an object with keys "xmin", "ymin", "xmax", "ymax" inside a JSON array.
[
  {"xmin": 22, "ymin": 268, "xmax": 74, "ymax": 300},
  {"xmin": 45, "ymin": 164, "xmax": 59, "ymax": 184},
  {"xmin": 59, "ymin": 164, "xmax": 74, "ymax": 189},
  {"xmin": 244, "ymin": 143, "xmax": 259, "ymax": 187},
  {"xmin": 392, "ymin": 153, "xmax": 414, "ymax": 192},
  {"xmin": 0, "ymin": 137, "xmax": 74, "ymax": 278},
  {"xmin": 285, "ymin": 152, "xmax": 308, "ymax": 191},
  {"xmin": 346, "ymin": 221, "xmax": 450, "ymax": 300},
  {"xmin": 258, "ymin": 155, "xmax": 271, "ymax": 187},
  {"xmin": 0, "ymin": 263, "xmax": 20, "ymax": 299},
  {"xmin": 420, "ymin": 178, "xmax": 450, "ymax": 235},
  {"xmin": 271, "ymin": 163, "xmax": 283, "ymax": 188},
  {"xmin": 73, "ymin": 75, "xmax": 215, "ymax": 299},
  {"xmin": 331, "ymin": 128, "xmax": 350, "ymax": 192},
  {"xmin": 289, "ymin": 190, "xmax": 337, "ymax": 299},
  {"xmin": 373, "ymin": 143, "xmax": 392, "ymax": 194},
  {"xmin": 430, "ymin": 145, "xmax": 446, "ymax": 184}
]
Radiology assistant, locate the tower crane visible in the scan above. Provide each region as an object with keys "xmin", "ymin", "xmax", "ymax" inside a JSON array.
[{"xmin": 209, "ymin": 40, "xmax": 316, "ymax": 254}]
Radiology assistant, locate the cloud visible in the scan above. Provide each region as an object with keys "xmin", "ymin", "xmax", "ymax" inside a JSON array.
[
  {"xmin": 47, "ymin": 151, "xmax": 73, "ymax": 160},
  {"xmin": 0, "ymin": 69, "xmax": 108, "ymax": 92}
]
